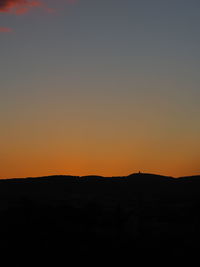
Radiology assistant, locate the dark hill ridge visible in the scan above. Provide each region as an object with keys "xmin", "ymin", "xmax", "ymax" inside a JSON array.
[
  {"xmin": 0, "ymin": 173, "xmax": 199, "ymax": 208},
  {"xmin": 0, "ymin": 173, "xmax": 200, "ymax": 263}
]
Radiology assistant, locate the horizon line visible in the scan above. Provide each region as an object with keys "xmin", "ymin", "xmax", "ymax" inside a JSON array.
[{"xmin": 1, "ymin": 171, "xmax": 200, "ymax": 181}]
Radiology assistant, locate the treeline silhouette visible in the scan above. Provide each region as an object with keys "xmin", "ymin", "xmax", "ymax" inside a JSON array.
[{"xmin": 0, "ymin": 173, "xmax": 200, "ymax": 264}]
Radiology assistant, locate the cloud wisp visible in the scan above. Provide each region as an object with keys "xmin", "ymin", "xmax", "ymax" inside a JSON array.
[
  {"xmin": 0, "ymin": 26, "xmax": 13, "ymax": 32},
  {"xmin": 0, "ymin": 0, "xmax": 77, "ymax": 14},
  {"xmin": 0, "ymin": 0, "xmax": 78, "ymax": 33},
  {"xmin": 0, "ymin": 0, "xmax": 45, "ymax": 15}
]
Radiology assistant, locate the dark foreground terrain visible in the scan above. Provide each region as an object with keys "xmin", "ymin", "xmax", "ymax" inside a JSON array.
[{"xmin": 0, "ymin": 173, "xmax": 200, "ymax": 264}]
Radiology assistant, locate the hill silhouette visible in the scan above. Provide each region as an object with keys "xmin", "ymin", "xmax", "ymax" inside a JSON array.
[{"xmin": 0, "ymin": 173, "xmax": 200, "ymax": 265}]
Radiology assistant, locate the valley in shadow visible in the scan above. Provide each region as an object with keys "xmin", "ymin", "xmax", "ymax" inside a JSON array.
[{"xmin": 0, "ymin": 172, "xmax": 200, "ymax": 264}]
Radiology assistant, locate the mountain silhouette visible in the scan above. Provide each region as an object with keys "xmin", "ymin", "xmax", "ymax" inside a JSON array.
[{"xmin": 0, "ymin": 173, "xmax": 200, "ymax": 265}]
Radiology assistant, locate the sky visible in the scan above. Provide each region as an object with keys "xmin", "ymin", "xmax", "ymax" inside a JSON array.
[{"xmin": 0, "ymin": 0, "xmax": 200, "ymax": 178}]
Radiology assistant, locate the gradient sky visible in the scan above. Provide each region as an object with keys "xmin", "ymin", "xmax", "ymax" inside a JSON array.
[{"xmin": 1, "ymin": 0, "xmax": 200, "ymax": 178}]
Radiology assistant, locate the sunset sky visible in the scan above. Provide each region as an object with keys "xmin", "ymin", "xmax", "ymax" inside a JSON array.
[{"xmin": 1, "ymin": 0, "xmax": 200, "ymax": 178}]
